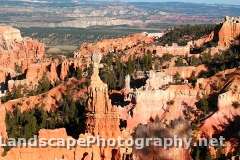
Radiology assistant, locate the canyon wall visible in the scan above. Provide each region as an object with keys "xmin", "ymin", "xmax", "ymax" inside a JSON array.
[
  {"xmin": 191, "ymin": 31, "xmax": 215, "ymax": 48},
  {"xmin": 163, "ymin": 65, "xmax": 207, "ymax": 79},
  {"xmin": 4, "ymin": 78, "xmax": 87, "ymax": 113},
  {"xmin": 122, "ymin": 67, "xmax": 200, "ymax": 130},
  {"xmin": 0, "ymin": 26, "xmax": 45, "ymax": 83},
  {"xmin": 74, "ymin": 33, "xmax": 154, "ymax": 65},
  {"xmin": 200, "ymin": 74, "xmax": 240, "ymax": 138},
  {"xmin": 218, "ymin": 16, "xmax": 240, "ymax": 47},
  {"xmin": 8, "ymin": 58, "xmax": 83, "ymax": 90}
]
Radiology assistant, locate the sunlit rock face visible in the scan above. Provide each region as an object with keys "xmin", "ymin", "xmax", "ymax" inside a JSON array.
[
  {"xmin": 86, "ymin": 53, "xmax": 121, "ymax": 138},
  {"xmin": 200, "ymin": 74, "xmax": 240, "ymax": 138},
  {"xmin": 73, "ymin": 33, "xmax": 154, "ymax": 65},
  {"xmin": 0, "ymin": 26, "xmax": 45, "ymax": 83},
  {"xmin": 124, "ymin": 84, "xmax": 198, "ymax": 130},
  {"xmin": 163, "ymin": 65, "xmax": 207, "ymax": 79},
  {"xmin": 121, "ymin": 68, "xmax": 201, "ymax": 130},
  {"xmin": 218, "ymin": 16, "xmax": 240, "ymax": 47},
  {"xmin": 0, "ymin": 26, "xmax": 23, "ymax": 51},
  {"xmin": 191, "ymin": 31, "xmax": 215, "ymax": 48}
]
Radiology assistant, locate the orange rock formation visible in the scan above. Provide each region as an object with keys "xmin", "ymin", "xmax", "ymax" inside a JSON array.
[
  {"xmin": 86, "ymin": 53, "xmax": 120, "ymax": 138},
  {"xmin": 218, "ymin": 16, "xmax": 240, "ymax": 47},
  {"xmin": 74, "ymin": 33, "xmax": 154, "ymax": 65},
  {"xmin": 1, "ymin": 54, "xmax": 123, "ymax": 160},
  {"xmin": 0, "ymin": 26, "xmax": 45, "ymax": 83}
]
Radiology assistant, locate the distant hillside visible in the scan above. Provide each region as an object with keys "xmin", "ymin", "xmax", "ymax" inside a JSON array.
[
  {"xmin": 1, "ymin": 1, "xmax": 240, "ymax": 28},
  {"xmin": 131, "ymin": 2, "xmax": 240, "ymax": 17}
]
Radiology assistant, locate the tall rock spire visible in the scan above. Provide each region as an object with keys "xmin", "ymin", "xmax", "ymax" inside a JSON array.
[{"xmin": 86, "ymin": 53, "xmax": 120, "ymax": 138}]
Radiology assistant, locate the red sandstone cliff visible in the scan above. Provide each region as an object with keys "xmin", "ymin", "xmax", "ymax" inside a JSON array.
[
  {"xmin": 4, "ymin": 78, "xmax": 87, "ymax": 113},
  {"xmin": 0, "ymin": 78, "xmax": 87, "ymax": 146},
  {"xmin": 73, "ymin": 33, "xmax": 154, "ymax": 65},
  {"xmin": 218, "ymin": 17, "xmax": 240, "ymax": 47},
  {"xmin": 192, "ymin": 31, "xmax": 215, "ymax": 48},
  {"xmin": 0, "ymin": 26, "xmax": 45, "ymax": 83}
]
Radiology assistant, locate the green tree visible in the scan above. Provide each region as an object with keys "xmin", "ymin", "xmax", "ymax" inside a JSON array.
[
  {"xmin": 143, "ymin": 53, "xmax": 152, "ymax": 71},
  {"xmin": 191, "ymin": 146, "xmax": 212, "ymax": 160},
  {"xmin": 162, "ymin": 53, "xmax": 173, "ymax": 62},
  {"xmin": 34, "ymin": 107, "xmax": 47, "ymax": 129},
  {"xmin": 36, "ymin": 75, "xmax": 52, "ymax": 94},
  {"xmin": 198, "ymin": 97, "xmax": 209, "ymax": 115},
  {"xmin": 76, "ymin": 68, "xmax": 82, "ymax": 79},
  {"xmin": 23, "ymin": 112, "xmax": 37, "ymax": 139},
  {"xmin": 201, "ymin": 52, "xmax": 212, "ymax": 64},
  {"xmin": 188, "ymin": 56, "xmax": 201, "ymax": 66},
  {"xmin": 2, "ymin": 86, "xmax": 24, "ymax": 102},
  {"xmin": 126, "ymin": 56, "xmax": 134, "ymax": 74},
  {"xmin": 175, "ymin": 57, "xmax": 187, "ymax": 66}
]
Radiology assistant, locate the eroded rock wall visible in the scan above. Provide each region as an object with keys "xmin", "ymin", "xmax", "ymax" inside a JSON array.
[
  {"xmin": 0, "ymin": 26, "xmax": 45, "ymax": 83},
  {"xmin": 73, "ymin": 33, "xmax": 154, "ymax": 65},
  {"xmin": 218, "ymin": 17, "xmax": 240, "ymax": 47}
]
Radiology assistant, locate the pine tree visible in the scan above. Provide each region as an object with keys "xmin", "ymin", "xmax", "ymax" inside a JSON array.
[
  {"xmin": 76, "ymin": 68, "xmax": 82, "ymax": 79},
  {"xmin": 37, "ymin": 75, "xmax": 52, "ymax": 94},
  {"xmin": 127, "ymin": 56, "xmax": 134, "ymax": 74}
]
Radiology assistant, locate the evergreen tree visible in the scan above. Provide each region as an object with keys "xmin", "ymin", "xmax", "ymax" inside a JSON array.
[
  {"xmin": 37, "ymin": 75, "xmax": 52, "ymax": 94},
  {"xmin": 197, "ymin": 97, "xmax": 209, "ymax": 115},
  {"xmin": 76, "ymin": 68, "xmax": 83, "ymax": 79},
  {"xmin": 126, "ymin": 56, "xmax": 134, "ymax": 74},
  {"xmin": 175, "ymin": 57, "xmax": 187, "ymax": 66}
]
